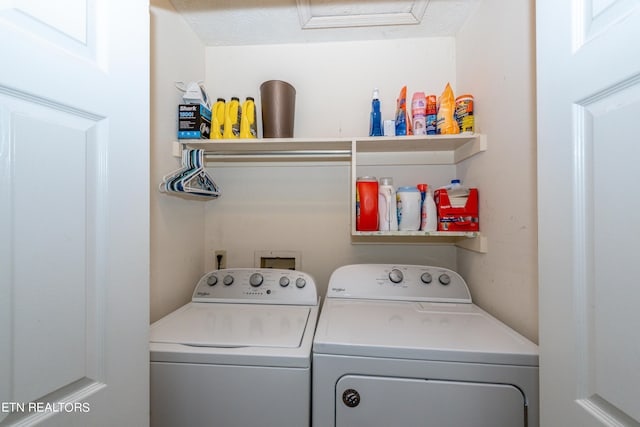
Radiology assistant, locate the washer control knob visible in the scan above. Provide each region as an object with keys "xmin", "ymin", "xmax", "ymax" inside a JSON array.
[
  {"xmin": 249, "ymin": 273, "xmax": 263, "ymax": 287},
  {"xmin": 206, "ymin": 275, "xmax": 218, "ymax": 286},
  {"xmin": 342, "ymin": 389, "xmax": 361, "ymax": 408},
  {"xmin": 439, "ymin": 274, "xmax": 451, "ymax": 286},
  {"xmin": 279, "ymin": 277, "xmax": 290, "ymax": 287},
  {"xmin": 420, "ymin": 272, "xmax": 432, "ymax": 284},
  {"xmin": 223, "ymin": 275, "xmax": 234, "ymax": 286},
  {"xmin": 295, "ymin": 278, "xmax": 306, "ymax": 288},
  {"xmin": 389, "ymin": 269, "xmax": 404, "ymax": 284}
]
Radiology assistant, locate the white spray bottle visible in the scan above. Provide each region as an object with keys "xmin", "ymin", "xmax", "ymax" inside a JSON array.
[{"xmin": 422, "ymin": 186, "xmax": 437, "ymax": 232}]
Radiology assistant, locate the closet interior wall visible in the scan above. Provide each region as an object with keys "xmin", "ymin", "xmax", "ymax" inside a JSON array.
[{"xmin": 149, "ymin": 0, "xmax": 538, "ymax": 343}]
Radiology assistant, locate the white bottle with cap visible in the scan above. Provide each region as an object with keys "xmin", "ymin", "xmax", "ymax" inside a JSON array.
[
  {"xmin": 441, "ymin": 179, "xmax": 470, "ymax": 207},
  {"xmin": 397, "ymin": 186, "xmax": 421, "ymax": 231},
  {"xmin": 378, "ymin": 177, "xmax": 398, "ymax": 231},
  {"xmin": 421, "ymin": 187, "xmax": 437, "ymax": 232}
]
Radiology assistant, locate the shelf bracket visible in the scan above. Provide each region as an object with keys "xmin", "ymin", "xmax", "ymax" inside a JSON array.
[{"xmin": 455, "ymin": 234, "xmax": 488, "ymax": 253}]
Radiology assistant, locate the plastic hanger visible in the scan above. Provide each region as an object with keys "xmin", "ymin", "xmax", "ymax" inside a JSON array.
[
  {"xmin": 159, "ymin": 149, "xmax": 220, "ymax": 199},
  {"xmin": 176, "ymin": 150, "xmax": 220, "ymax": 195}
]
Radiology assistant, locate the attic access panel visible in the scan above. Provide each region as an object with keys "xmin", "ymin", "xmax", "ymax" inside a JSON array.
[{"xmin": 296, "ymin": 0, "xmax": 429, "ymax": 29}]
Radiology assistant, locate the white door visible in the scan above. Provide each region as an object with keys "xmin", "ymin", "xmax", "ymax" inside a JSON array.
[
  {"xmin": 0, "ymin": 1, "xmax": 149, "ymax": 426},
  {"xmin": 537, "ymin": 0, "xmax": 640, "ymax": 426}
]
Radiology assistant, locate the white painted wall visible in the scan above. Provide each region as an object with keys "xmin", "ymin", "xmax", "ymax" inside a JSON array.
[
  {"xmin": 204, "ymin": 38, "xmax": 456, "ymax": 138},
  {"xmin": 205, "ymin": 163, "xmax": 458, "ymax": 296},
  {"xmin": 455, "ymin": 0, "xmax": 538, "ymax": 342},
  {"xmin": 150, "ymin": 0, "xmax": 207, "ymax": 322},
  {"xmin": 202, "ymin": 39, "xmax": 459, "ymax": 296}
]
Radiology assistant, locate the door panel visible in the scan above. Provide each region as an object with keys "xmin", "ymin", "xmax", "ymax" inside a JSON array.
[
  {"xmin": 589, "ymin": 82, "xmax": 640, "ymax": 422},
  {"xmin": 0, "ymin": 78, "xmax": 108, "ymax": 427},
  {"xmin": 537, "ymin": 0, "xmax": 640, "ymax": 425},
  {"xmin": 10, "ymin": 108, "xmax": 105, "ymax": 405},
  {"xmin": 9, "ymin": 0, "xmax": 88, "ymax": 43},
  {"xmin": 0, "ymin": 0, "xmax": 96, "ymax": 61},
  {"xmin": 335, "ymin": 375, "xmax": 525, "ymax": 427}
]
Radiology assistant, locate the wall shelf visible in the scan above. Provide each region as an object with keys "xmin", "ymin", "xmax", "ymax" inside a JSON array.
[
  {"xmin": 351, "ymin": 232, "xmax": 488, "ymax": 253},
  {"xmin": 172, "ymin": 133, "xmax": 485, "ymax": 163},
  {"xmin": 172, "ymin": 134, "xmax": 487, "ymax": 253},
  {"xmin": 348, "ymin": 133, "xmax": 487, "ymax": 253}
]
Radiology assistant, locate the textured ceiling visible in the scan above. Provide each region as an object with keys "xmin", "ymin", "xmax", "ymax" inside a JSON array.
[{"xmin": 169, "ymin": 0, "xmax": 479, "ymax": 46}]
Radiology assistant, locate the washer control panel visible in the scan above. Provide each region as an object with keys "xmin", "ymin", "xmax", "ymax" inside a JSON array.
[
  {"xmin": 192, "ymin": 268, "xmax": 318, "ymax": 305},
  {"xmin": 327, "ymin": 264, "xmax": 471, "ymax": 303}
]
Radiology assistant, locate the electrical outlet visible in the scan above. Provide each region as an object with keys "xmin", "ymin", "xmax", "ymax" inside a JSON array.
[{"xmin": 214, "ymin": 250, "xmax": 226, "ymax": 269}]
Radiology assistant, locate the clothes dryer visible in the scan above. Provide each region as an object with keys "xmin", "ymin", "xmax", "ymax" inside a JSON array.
[
  {"xmin": 151, "ymin": 268, "xmax": 319, "ymax": 427},
  {"xmin": 312, "ymin": 264, "xmax": 539, "ymax": 427}
]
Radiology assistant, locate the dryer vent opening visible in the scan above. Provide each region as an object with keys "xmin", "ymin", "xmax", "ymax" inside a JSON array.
[{"xmin": 255, "ymin": 250, "xmax": 301, "ymax": 270}]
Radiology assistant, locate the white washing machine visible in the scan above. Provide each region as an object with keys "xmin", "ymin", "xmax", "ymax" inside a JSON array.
[
  {"xmin": 150, "ymin": 268, "xmax": 319, "ymax": 427},
  {"xmin": 312, "ymin": 264, "xmax": 539, "ymax": 427}
]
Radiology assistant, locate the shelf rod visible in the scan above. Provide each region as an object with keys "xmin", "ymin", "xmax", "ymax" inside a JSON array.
[{"xmin": 203, "ymin": 150, "xmax": 352, "ymax": 157}]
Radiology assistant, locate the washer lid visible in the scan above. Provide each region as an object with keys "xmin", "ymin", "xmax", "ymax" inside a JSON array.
[
  {"xmin": 151, "ymin": 302, "xmax": 311, "ymax": 348},
  {"xmin": 313, "ymin": 299, "xmax": 539, "ymax": 366}
]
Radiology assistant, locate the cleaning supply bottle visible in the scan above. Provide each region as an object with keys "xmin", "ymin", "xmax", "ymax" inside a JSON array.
[
  {"xmin": 210, "ymin": 98, "xmax": 225, "ymax": 139},
  {"xmin": 411, "ymin": 92, "xmax": 427, "ymax": 135},
  {"xmin": 369, "ymin": 88, "xmax": 383, "ymax": 137},
  {"xmin": 426, "ymin": 94, "xmax": 437, "ymax": 135},
  {"xmin": 395, "ymin": 86, "xmax": 409, "ymax": 136},
  {"xmin": 417, "ymin": 184, "xmax": 427, "ymax": 223},
  {"xmin": 396, "ymin": 186, "xmax": 421, "ymax": 231},
  {"xmin": 378, "ymin": 177, "xmax": 398, "ymax": 231},
  {"xmin": 417, "ymin": 183, "xmax": 427, "ymax": 228},
  {"xmin": 356, "ymin": 177, "xmax": 379, "ymax": 231},
  {"xmin": 240, "ymin": 97, "xmax": 257, "ymax": 138},
  {"xmin": 441, "ymin": 179, "xmax": 463, "ymax": 192},
  {"xmin": 442, "ymin": 179, "xmax": 470, "ymax": 207},
  {"xmin": 223, "ymin": 97, "xmax": 240, "ymax": 139},
  {"xmin": 421, "ymin": 186, "xmax": 437, "ymax": 232}
]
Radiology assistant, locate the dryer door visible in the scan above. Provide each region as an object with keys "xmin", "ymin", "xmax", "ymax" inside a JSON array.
[{"xmin": 336, "ymin": 375, "xmax": 526, "ymax": 427}]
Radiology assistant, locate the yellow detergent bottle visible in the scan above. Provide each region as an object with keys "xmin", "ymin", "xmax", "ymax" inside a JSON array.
[
  {"xmin": 223, "ymin": 97, "xmax": 240, "ymax": 139},
  {"xmin": 240, "ymin": 97, "xmax": 257, "ymax": 139},
  {"xmin": 210, "ymin": 98, "xmax": 225, "ymax": 139}
]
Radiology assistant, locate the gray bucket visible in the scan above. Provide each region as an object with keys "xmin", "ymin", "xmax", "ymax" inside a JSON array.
[{"xmin": 260, "ymin": 80, "xmax": 296, "ymax": 138}]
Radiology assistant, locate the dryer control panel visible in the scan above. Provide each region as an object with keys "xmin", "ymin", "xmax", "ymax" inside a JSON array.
[
  {"xmin": 192, "ymin": 268, "xmax": 318, "ymax": 306},
  {"xmin": 327, "ymin": 264, "xmax": 471, "ymax": 303}
]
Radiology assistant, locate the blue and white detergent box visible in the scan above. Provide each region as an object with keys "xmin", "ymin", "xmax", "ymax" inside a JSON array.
[{"xmin": 178, "ymin": 103, "xmax": 211, "ymax": 139}]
